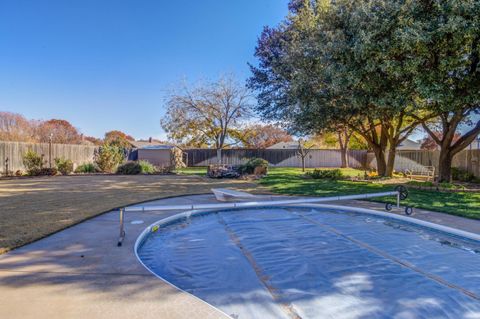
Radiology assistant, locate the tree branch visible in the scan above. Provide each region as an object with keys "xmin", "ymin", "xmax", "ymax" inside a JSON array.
[
  {"xmin": 451, "ymin": 119, "xmax": 480, "ymax": 154},
  {"xmin": 421, "ymin": 121, "xmax": 442, "ymax": 145}
]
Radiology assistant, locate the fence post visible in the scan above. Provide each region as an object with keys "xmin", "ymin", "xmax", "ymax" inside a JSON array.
[
  {"xmin": 118, "ymin": 208, "xmax": 125, "ymax": 247},
  {"xmin": 48, "ymin": 134, "xmax": 53, "ymax": 168},
  {"xmin": 5, "ymin": 157, "xmax": 8, "ymax": 176}
]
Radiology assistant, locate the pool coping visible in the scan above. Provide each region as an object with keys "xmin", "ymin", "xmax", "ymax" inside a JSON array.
[{"xmin": 134, "ymin": 202, "xmax": 480, "ymax": 319}]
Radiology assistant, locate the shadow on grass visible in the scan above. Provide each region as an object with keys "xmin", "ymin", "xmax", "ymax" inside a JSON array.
[{"xmin": 259, "ymin": 171, "xmax": 480, "ymax": 220}]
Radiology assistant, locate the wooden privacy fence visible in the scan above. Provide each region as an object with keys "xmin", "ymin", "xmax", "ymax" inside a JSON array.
[
  {"xmin": 0, "ymin": 141, "xmax": 98, "ymax": 173},
  {"xmin": 454, "ymin": 149, "xmax": 480, "ymax": 177},
  {"xmin": 187, "ymin": 148, "xmax": 480, "ymax": 177},
  {"xmin": 3, "ymin": 141, "xmax": 478, "ymax": 178},
  {"xmin": 367, "ymin": 149, "xmax": 480, "ymax": 177},
  {"xmin": 186, "ymin": 149, "xmax": 368, "ymax": 169}
]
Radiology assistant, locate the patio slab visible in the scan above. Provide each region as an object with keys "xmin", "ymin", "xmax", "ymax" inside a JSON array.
[
  {"xmin": 0, "ymin": 194, "xmax": 230, "ymax": 319},
  {"xmin": 338, "ymin": 200, "xmax": 480, "ymax": 235}
]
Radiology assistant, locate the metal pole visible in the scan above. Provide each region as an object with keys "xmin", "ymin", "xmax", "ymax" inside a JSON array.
[
  {"xmin": 48, "ymin": 134, "xmax": 53, "ymax": 168},
  {"xmin": 117, "ymin": 208, "xmax": 125, "ymax": 247},
  {"xmin": 396, "ymin": 192, "xmax": 400, "ymax": 208},
  {"xmin": 125, "ymin": 191, "xmax": 399, "ymax": 212}
]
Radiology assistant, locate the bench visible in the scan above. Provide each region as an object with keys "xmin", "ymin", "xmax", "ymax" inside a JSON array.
[
  {"xmin": 405, "ymin": 166, "xmax": 435, "ymax": 181},
  {"xmin": 211, "ymin": 188, "xmax": 257, "ymax": 202}
]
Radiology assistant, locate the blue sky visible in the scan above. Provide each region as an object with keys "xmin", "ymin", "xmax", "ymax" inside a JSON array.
[{"xmin": 0, "ymin": 0, "xmax": 289, "ymax": 139}]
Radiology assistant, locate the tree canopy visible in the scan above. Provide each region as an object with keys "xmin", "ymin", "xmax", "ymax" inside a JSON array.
[
  {"xmin": 0, "ymin": 113, "xmax": 84, "ymax": 144},
  {"xmin": 0, "ymin": 111, "xmax": 136, "ymax": 147},
  {"xmin": 239, "ymin": 124, "xmax": 293, "ymax": 149},
  {"xmin": 104, "ymin": 130, "xmax": 135, "ymax": 147},
  {"xmin": 249, "ymin": 0, "xmax": 480, "ymax": 180},
  {"xmin": 400, "ymin": 0, "xmax": 480, "ymax": 180},
  {"xmin": 36, "ymin": 119, "xmax": 82, "ymax": 144},
  {"xmin": 0, "ymin": 112, "xmax": 35, "ymax": 142},
  {"xmin": 161, "ymin": 75, "xmax": 252, "ymax": 149}
]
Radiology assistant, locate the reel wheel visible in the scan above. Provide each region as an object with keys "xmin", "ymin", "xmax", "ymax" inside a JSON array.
[{"xmin": 394, "ymin": 185, "xmax": 409, "ymax": 200}]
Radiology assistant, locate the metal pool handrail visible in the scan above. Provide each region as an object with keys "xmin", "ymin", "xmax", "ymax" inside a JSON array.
[{"xmin": 117, "ymin": 190, "xmax": 401, "ymax": 246}]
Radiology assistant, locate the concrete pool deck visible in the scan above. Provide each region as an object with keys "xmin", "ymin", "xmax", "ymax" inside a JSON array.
[{"xmin": 0, "ymin": 194, "xmax": 479, "ymax": 319}]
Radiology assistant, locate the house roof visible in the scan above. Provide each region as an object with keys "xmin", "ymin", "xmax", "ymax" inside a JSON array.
[
  {"xmin": 140, "ymin": 145, "xmax": 175, "ymax": 150},
  {"xmin": 129, "ymin": 140, "xmax": 173, "ymax": 149},
  {"xmin": 267, "ymin": 141, "xmax": 299, "ymax": 149},
  {"xmin": 397, "ymin": 138, "xmax": 422, "ymax": 150}
]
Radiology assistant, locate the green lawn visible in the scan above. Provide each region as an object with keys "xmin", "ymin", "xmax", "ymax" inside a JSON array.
[
  {"xmin": 176, "ymin": 166, "xmax": 208, "ymax": 176},
  {"xmin": 260, "ymin": 168, "xmax": 480, "ymax": 220},
  {"xmin": 176, "ymin": 166, "xmax": 364, "ymax": 177},
  {"xmin": 178, "ymin": 166, "xmax": 480, "ymax": 219}
]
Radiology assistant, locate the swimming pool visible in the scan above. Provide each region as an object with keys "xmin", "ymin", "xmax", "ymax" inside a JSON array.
[{"xmin": 136, "ymin": 206, "xmax": 480, "ymax": 319}]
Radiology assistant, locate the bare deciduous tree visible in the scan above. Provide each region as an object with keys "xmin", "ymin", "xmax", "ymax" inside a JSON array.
[
  {"xmin": 239, "ymin": 124, "xmax": 293, "ymax": 149},
  {"xmin": 296, "ymin": 139, "xmax": 312, "ymax": 172},
  {"xmin": 161, "ymin": 75, "xmax": 252, "ymax": 161},
  {"xmin": 0, "ymin": 112, "xmax": 36, "ymax": 142}
]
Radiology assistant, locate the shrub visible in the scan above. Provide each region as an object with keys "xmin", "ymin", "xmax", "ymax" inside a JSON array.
[
  {"xmin": 307, "ymin": 168, "xmax": 344, "ymax": 180},
  {"xmin": 37, "ymin": 167, "xmax": 58, "ymax": 176},
  {"xmin": 451, "ymin": 167, "xmax": 476, "ymax": 182},
  {"xmin": 75, "ymin": 163, "xmax": 97, "ymax": 173},
  {"xmin": 95, "ymin": 144, "xmax": 124, "ymax": 173},
  {"xmin": 116, "ymin": 160, "xmax": 156, "ymax": 175},
  {"xmin": 22, "ymin": 150, "xmax": 44, "ymax": 175},
  {"xmin": 157, "ymin": 166, "xmax": 174, "ymax": 174},
  {"xmin": 54, "ymin": 158, "xmax": 74, "ymax": 175},
  {"xmin": 238, "ymin": 158, "xmax": 269, "ymax": 175},
  {"xmin": 138, "ymin": 160, "xmax": 156, "ymax": 174},
  {"xmin": 116, "ymin": 161, "xmax": 140, "ymax": 175},
  {"xmin": 366, "ymin": 171, "xmax": 378, "ymax": 178}
]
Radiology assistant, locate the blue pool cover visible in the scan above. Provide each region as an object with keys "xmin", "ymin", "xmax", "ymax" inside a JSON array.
[{"xmin": 137, "ymin": 207, "xmax": 480, "ymax": 319}]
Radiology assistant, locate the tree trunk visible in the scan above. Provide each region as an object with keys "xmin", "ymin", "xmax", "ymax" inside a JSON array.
[
  {"xmin": 340, "ymin": 148, "xmax": 348, "ymax": 168},
  {"xmin": 421, "ymin": 113, "xmax": 480, "ymax": 183},
  {"xmin": 373, "ymin": 147, "xmax": 387, "ymax": 176},
  {"xmin": 355, "ymin": 118, "xmax": 388, "ymax": 176},
  {"xmin": 216, "ymin": 148, "xmax": 222, "ymax": 164},
  {"xmin": 437, "ymin": 149, "xmax": 453, "ymax": 182},
  {"xmin": 337, "ymin": 129, "xmax": 350, "ymax": 168},
  {"xmin": 301, "ymin": 157, "xmax": 306, "ymax": 172},
  {"xmin": 385, "ymin": 147, "xmax": 396, "ymax": 177}
]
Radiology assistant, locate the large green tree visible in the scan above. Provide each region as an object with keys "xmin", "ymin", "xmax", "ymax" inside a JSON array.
[
  {"xmin": 396, "ymin": 0, "xmax": 480, "ymax": 181},
  {"xmin": 249, "ymin": 0, "xmax": 479, "ymax": 180},
  {"xmin": 249, "ymin": 0, "xmax": 422, "ymax": 177}
]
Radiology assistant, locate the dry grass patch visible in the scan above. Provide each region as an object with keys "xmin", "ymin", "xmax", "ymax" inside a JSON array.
[{"xmin": 0, "ymin": 174, "xmax": 263, "ymax": 254}]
